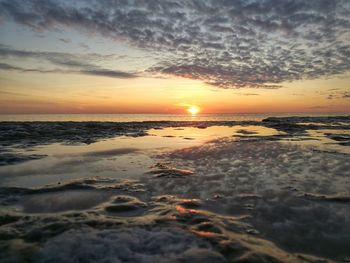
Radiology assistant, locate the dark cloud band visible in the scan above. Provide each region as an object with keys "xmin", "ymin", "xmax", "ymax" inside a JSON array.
[
  {"xmin": 0, "ymin": 61, "xmax": 137, "ymax": 79},
  {"xmin": 0, "ymin": 45, "xmax": 138, "ymax": 78}
]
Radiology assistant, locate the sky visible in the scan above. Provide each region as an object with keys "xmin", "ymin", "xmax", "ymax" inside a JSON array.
[{"xmin": 0, "ymin": 0, "xmax": 349, "ymax": 114}]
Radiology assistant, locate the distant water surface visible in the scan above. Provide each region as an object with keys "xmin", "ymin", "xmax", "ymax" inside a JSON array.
[{"xmin": 0, "ymin": 112, "xmax": 349, "ymax": 122}]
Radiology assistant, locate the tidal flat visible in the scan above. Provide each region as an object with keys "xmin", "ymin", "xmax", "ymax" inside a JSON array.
[{"xmin": 0, "ymin": 116, "xmax": 349, "ymax": 262}]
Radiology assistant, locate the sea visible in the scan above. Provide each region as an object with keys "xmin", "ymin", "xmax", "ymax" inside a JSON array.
[{"xmin": 0, "ymin": 112, "xmax": 348, "ymax": 122}]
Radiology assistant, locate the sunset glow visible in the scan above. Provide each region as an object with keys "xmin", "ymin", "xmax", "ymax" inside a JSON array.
[{"xmin": 187, "ymin": 106, "xmax": 200, "ymax": 115}]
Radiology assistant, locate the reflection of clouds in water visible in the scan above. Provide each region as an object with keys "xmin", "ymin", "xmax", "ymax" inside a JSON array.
[
  {"xmin": 147, "ymin": 138, "xmax": 350, "ymax": 260},
  {"xmin": 162, "ymin": 138, "xmax": 350, "ymax": 199},
  {"xmin": 81, "ymin": 148, "xmax": 139, "ymax": 157},
  {"xmin": 0, "ymin": 125, "xmax": 282, "ymax": 187},
  {"xmin": 253, "ymin": 194, "xmax": 350, "ymax": 259},
  {"xmin": 0, "ymin": 148, "xmax": 153, "ymax": 187}
]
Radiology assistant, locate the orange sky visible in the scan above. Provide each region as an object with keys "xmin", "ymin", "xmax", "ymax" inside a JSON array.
[{"xmin": 1, "ymin": 71, "xmax": 349, "ymax": 114}]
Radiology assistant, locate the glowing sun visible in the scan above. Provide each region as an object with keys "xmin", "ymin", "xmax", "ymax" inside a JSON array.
[{"xmin": 187, "ymin": 105, "xmax": 200, "ymax": 115}]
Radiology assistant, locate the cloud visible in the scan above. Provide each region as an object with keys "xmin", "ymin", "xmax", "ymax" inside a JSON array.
[
  {"xmin": 78, "ymin": 42, "xmax": 90, "ymax": 50},
  {"xmin": 0, "ymin": 0, "xmax": 350, "ymax": 88},
  {"xmin": 0, "ymin": 62, "xmax": 21, "ymax": 71},
  {"xmin": 307, "ymin": 105, "xmax": 333, "ymax": 109},
  {"xmin": 0, "ymin": 62, "xmax": 137, "ymax": 79},
  {"xmin": 59, "ymin": 38, "xmax": 71, "ymax": 43},
  {"xmin": 0, "ymin": 62, "xmax": 60, "ymax": 73},
  {"xmin": 234, "ymin": 92, "xmax": 260, "ymax": 96},
  {"xmin": 327, "ymin": 91, "xmax": 350, "ymax": 99},
  {"xmin": 0, "ymin": 89, "xmax": 26, "ymax": 97},
  {"xmin": 80, "ymin": 69, "xmax": 136, "ymax": 78},
  {"xmin": 0, "ymin": 45, "xmax": 138, "ymax": 78}
]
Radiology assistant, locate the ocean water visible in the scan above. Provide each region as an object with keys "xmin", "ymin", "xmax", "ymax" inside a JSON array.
[
  {"xmin": 0, "ymin": 114, "xmax": 349, "ymax": 262},
  {"xmin": 0, "ymin": 112, "xmax": 348, "ymax": 122}
]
